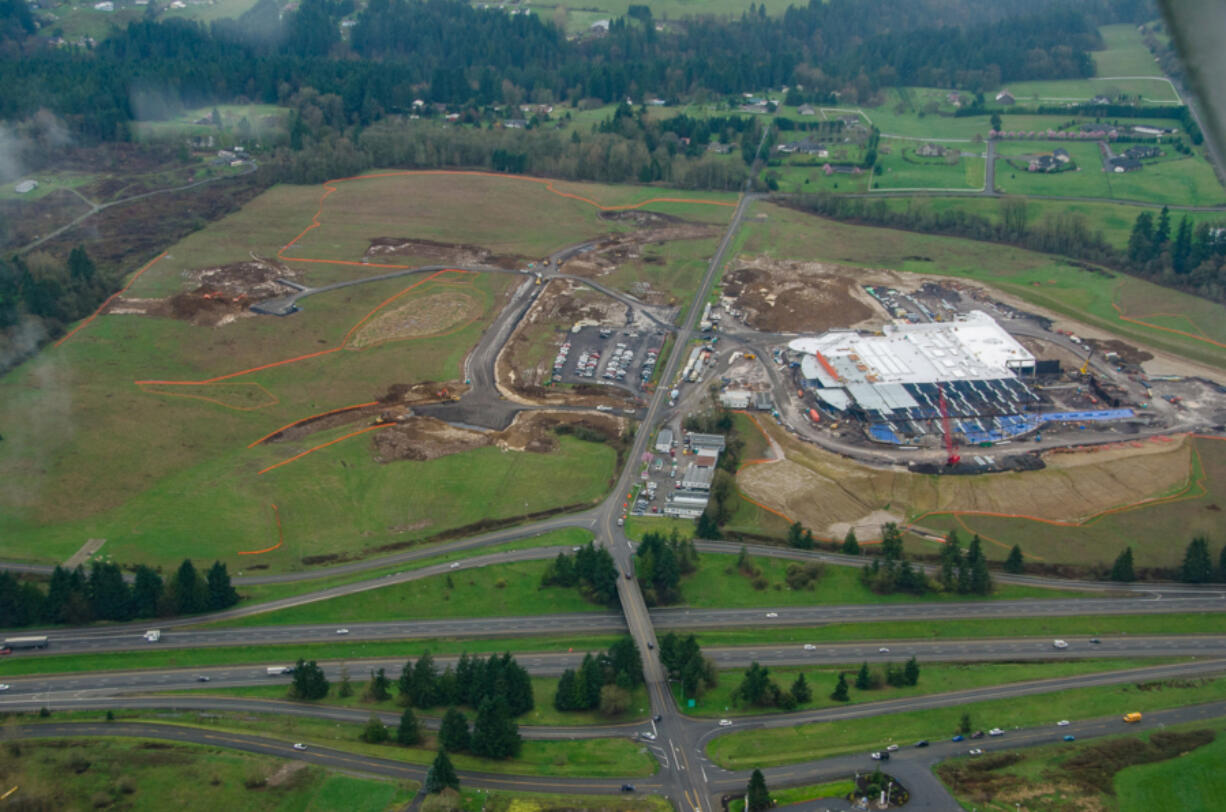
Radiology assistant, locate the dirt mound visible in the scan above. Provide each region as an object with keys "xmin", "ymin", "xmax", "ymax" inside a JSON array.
[
  {"xmin": 133, "ymin": 257, "xmax": 305, "ymax": 327},
  {"xmin": 185, "ymin": 257, "xmax": 299, "ymax": 301},
  {"xmin": 561, "ymin": 222, "xmax": 722, "ymax": 304},
  {"xmin": 373, "ymin": 410, "xmax": 623, "ymax": 462},
  {"xmin": 723, "ymin": 258, "xmax": 888, "ymax": 332},
  {"xmin": 349, "ymin": 290, "xmax": 480, "ymax": 347},
  {"xmin": 1084, "ymin": 337, "xmax": 1153, "ymax": 366},
  {"xmin": 379, "ymin": 380, "xmax": 468, "ymax": 404},
  {"xmin": 598, "ymin": 210, "xmax": 684, "ymax": 226},
  {"xmin": 366, "ymin": 237, "xmax": 523, "ymax": 269}
]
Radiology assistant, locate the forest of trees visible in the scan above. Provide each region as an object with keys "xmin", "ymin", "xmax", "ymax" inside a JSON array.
[
  {"xmin": 0, "ymin": 0, "xmax": 1150, "ymax": 145},
  {"xmin": 553, "ymin": 637, "xmax": 644, "ymax": 715},
  {"xmin": 634, "ymin": 530, "xmax": 700, "ymax": 605},
  {"xmin": 539, "ymin": 541, "xmax": 620, "ymax": 607},
  {"xmin": 0, "ymin": 558, "xmax": 238, "ymax": 627}
]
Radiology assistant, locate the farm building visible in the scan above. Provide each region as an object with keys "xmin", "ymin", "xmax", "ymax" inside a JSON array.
[
  {"xmin": 654, "ymin": 428, "xmax": 674, "ymax": 454},
  {"xmin": 14, "ymin": 180, "xmax": 38, "ymax": 194},
  {"xmin": 788, "ymin": 310, "xmax": 1042, "ymax": 445}
]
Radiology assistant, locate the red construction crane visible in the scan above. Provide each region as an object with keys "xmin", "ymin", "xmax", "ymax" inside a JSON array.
[{"xmin": 937, "ymin": 383, "xmax": 960, "ymax": 466}]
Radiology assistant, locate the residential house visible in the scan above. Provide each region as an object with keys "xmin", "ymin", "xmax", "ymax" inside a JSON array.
[
  {"xmin": 797, "ymin": 104, "xmax": 817, "ymax": 116},
  {"xmin": 1052, "ymin": 148, "xmax": 1071, "ymax": 163},
  {"xmin": 1124, "ymin": 145, "xmax": 1160, "ymax": 160},
  {"xmin": 1090, "ymin": 95, "xmax": 1111, "ymax": 105},
  {"xmin": 1027, "ymin": 154, "xmax": 1059, "ymax": 172},
  {"xmin": 1109, "ymin": 156, "xmax": 1142, "ymax": 172},
  {"xmin": 915, "ymin": 143, "xmax": 944, "ymax": 158},
  {"xmin": 14, "ymin": 180, "xmax": 38, "ymax": 194},
  {"xmin": 995, "ymin": 90, "xmax": 1015, "ymax": 105}
]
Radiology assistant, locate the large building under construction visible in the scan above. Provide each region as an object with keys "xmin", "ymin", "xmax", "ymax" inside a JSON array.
[{"xmin": 789, "ymin": 311, "xmax": 1043, "ymax": 445}]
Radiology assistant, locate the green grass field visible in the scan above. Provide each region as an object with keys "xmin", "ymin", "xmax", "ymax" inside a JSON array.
[
  {"xmin": 1114, "ymin": 727, "xmax": 1226, "ymax": 811},
  {"xmin": 995, "ymin": 141, "xmax": 1114, "ymax": 198},
  {"xmin": 37, "ymin": 709, "xmax": 656, "ymax": 778},
  {"xmin": 458, "ymin": 788, "xmax": 672, "ymax": 812},
  {"xmin": 1093, "ymin": 23, "xmax": 1167, "ymax": 77},
  {"xmin": 708, "ymin": 673, "xmax": 1226, "ymax": 768},
  {"xmin": 0, "ymin": 736, "xmax": 414, "ymax": 811},
  {"xmin": 873, "ymin": 146, "xmax": 985, "ymax": 191},
  {"xmin": 216, "ymin": 558, "xmax": 605, "ymax": 627},
  {"xmin": 132, "ymin": 104, "xmax": 289, "ymax": 143},
  {"xmin": 680, "ymin": 659, "xmax": 1183, "ymax": 719},
  {"xmin": 740, "ymin": 201, "xmax": 1226, "ymax": 370},
  {"xmin": 679, "ymin": 554, "xmax": 1093, "ymax": 610},
  {"xmin": 1003, "ymin": 77, "xmax": 1180, "ymax": 104}
]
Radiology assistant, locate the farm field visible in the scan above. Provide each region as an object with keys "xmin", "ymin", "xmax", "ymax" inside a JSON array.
[
  {"xmin": 1002, "ymin": 77, "xmax": 1180, "ymax": 104},
  {"xmin": 737, "ymin": 200, "xmax": 1226, "ymax": 370},
  {"xmin": 680, "ymin": 659, "xmax": 1185, "ymax": 719},
  {"xmin": 1114, "ymin": 726, "xmax": 1226, "ymax": 811},
  {"xmin": 0, "ymin": 173, "xmax": 740, "ymax": 570},
  {"xmin": 707, "ymin": 673, "xmax": 1226, "ymax": 768},
  {"xmin": 0, "ymin": 736, "xmax": 415, "ymax": 811},
  {"xmin": 457, "ymin": 789, "xmax": 671, "ymax": 812},
  {"xmin": 1093, "ymin": 23, "xmax": 1167, "ymax": 77},
  {"xmin": 132, "ymin": 104, "xmax": 290, "ymax": 144}
]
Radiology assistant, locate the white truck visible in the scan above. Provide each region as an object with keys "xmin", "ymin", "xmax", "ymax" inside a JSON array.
[
  {"xmin": 266, "ymin": 666, "xmax": 293, "ymax": 676},
  {"xmin": 143, "ymin": 629, "xmax": 161, "ymax": 642}
]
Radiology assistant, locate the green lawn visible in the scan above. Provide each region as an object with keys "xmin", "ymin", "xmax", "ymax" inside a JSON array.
[
  {"xmin": 1002, "ymin": 78, "xmax": 1180, "ymax": 104},
  {"xmin": 132, "ymin": 104, "xmax": 289, "ymax": 144},
  {"xmin": 1115, "ymin": 727, "xmax": 1226, "ymax": 811},
  {"xmin": 215, "ymin": 558, "xmax": 604, "ymax": 628},
  {"xmin": 729, "ymin": 780, "xmax": 855, "ymax": 812},
  {"xmin": 171, "ymin": 674, "xmax": 650, "ymax": 727},
  {"xmin": 458, "ymin": 788, "xmax": 673, "ymax": 812},
  {"xmin": 0, "ymin": 635, "xmax": 628, "ymax": 678},
  {"xmin": 683, "ymin": 613, "xmax": 1226, "ymax": 647},
  {"xmin": 1094, "ymin": 23, "xmax": 1168, "ymax": 77},
  {"xmin": 873, "ymin": 147, "xmax": 984, "ymax": 191},
  {"xmin": 38, "ymin": 709, "xmax": 657, "ymax": 779},
  {"xmin": 680, "ymin": 659, "xmax": 1183, "ymax": 719},
  {"xmin": 740, "ymin": 200, "xmax": 1226, "ymax": 370},
  {"xmin": 994, "ymin": 141, "xmax": 1114, "ymax": 198},
  {"xmin": 677, "ymin": 553, "xmax": 1094, "ymax": 610},
  {"xmin": 0, "ymin": 736, "xmax": 415, "ymax": 811},
  {"xmin": 708, "ymin": 674, "xmax": 1226, "ymax": 768}
]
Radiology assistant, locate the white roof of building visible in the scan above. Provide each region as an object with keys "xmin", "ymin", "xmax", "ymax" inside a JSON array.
[{"xmin": 788, "ymin": 311, "xmax": 1033, "ymax": 386}]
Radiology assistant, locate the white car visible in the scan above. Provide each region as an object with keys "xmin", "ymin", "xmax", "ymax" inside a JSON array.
[
  {"xmin": 292, "ymin": 743, "xmax": 307, "ymax": 751},
  {"xmin": 0, "ymin": 684, "xmax": 9, "ymax": 691},
  {"xmin": 969, "ymin": 748, "xmax": 984, "ymax": 756},
  {"xmin": 1057, "ymin": 720, "xmax": 1071, "ymax": 727},
  {"xmin": 870, "ymin": 752, "xmax": 883, "ymax": 760},
  {"xmin": 641, "ymin": 731, "xmax": 656, "ymax": 741},
  {"xmin": 878, "ymin": 647, "xmax": 890, "ymax": 653},
  {"xmin": 449, "ymin": 562, "xmax": 461, "ymax": 569},
  {"xmin": 1053, "ymin": 639, "xmax": 1069, "ymax": 649},
  {"xmin": 718, "ymin": 719, "xmax": 733, "ymax": 727},
  {"xmin": 988, "ymin": 728, "xmax": 1004, "ymax": 737},
  {"xmin": 765, "ymin": 612, "xmax": 778, "ymax": 618},
  {"xmin": 886, "ymin": 744, "xmax": 899, "ymax": 752},
  {"xmin": 803, "ymin": 644, "xmax": 817, "ymax": 651},
  {"xmin": 336, "ymin": 628, "xmax": 349, "ymax": 635}
]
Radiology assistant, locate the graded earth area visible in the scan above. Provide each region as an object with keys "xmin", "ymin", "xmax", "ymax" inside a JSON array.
[{"xmin": 0, "ymin": 172, "xmax": 735, "ymax": 571}]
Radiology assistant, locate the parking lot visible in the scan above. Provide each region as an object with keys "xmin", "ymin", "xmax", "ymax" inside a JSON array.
[{"xmin": 551, "ymin": 325, "xmax": 665, "ymax": 392}]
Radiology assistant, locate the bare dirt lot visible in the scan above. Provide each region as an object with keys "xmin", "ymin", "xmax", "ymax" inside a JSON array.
[
  {"xmin": 372, "ymin": 410, "xmax": 623, "ymax": 462},
  {"xmin": 365, "ymin": 237, "xmax": 525, "ymax": 269},
  {"xmin": 721, "ymin": 258, "xmax": 894, "ymax": 332}
]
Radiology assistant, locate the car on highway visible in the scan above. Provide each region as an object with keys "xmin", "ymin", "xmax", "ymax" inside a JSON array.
[
  {"xmin": 1090, "ymin": 638, "xmax": 1101, "ymax": 644},
  {"xmin": 1057, "ymin": 720, "xmax": 1071, "ymax": 727},
  {"xmin": 1063, "ymin": 735, "xmax": 1076, "ymax": 742},
  {"xmin": 0, "ymin": 684, "xmax": 9, "ymax": 691},
  {"xmin": 988, "ymin": 728, "xmax": 1004, "ymax": 736},
  {"xmin": 625, "ymin": 571, "xmax": 633, "ymax": 580},
  {"xmin": 952, "ymin": 734, "xmax": 964, "ymax": 742},
  {"xmin": 970, "ymin": 730, "xmax": 985, "ymax": 739},
  {"xmin": 336, "ymin": 628, "xmax": 349, "ymax": 635},
  {"xmin": 765, "ymin": 612, "xmax": 778, "ymax": 618},
  {"xmin": 1053, "ymin": 639, "xmax": 1069, "ymax": 649},
  {"xmin": 969, "ymin": 748, "xmax": 983, "ymax": 756},
  {"xmin": 616, "ymin": 517, "xmax": 624, "ymax": 526},
  {"xmin": 620, "ymin": 784, "xmax": 636, "ymax": 793},
  {"xmin": 0, "ymin": 647, "xmax": 11, "ymax": 655},
  {"xmin": 292, "ymin": 743, "xmax": 307, "ymax": 751},
  {"xmin": 870, "ymin": 751, "xmax": 889, "ymax": 761},
  {"xmin": 886, "ymin": 744, "xmax": 899, "ymax": 752},
  {"xmin": 914, "ymin": 740, "xmax": 929, "ymax": 748},
  {"xmin": 641, "ymin": 731, "xmax": 656, "ymax": 741},
  {"xmin": 196, "ymin": 675, "xmax": 210, "ymax": 682},
  {"xmin": 718, "ymin": 719, "xmax": 733, "ymax": 727},
  {"xmin": 878, "ymin": 647, "xmax": 890, "ymax": 653},
  {"xmin": 803, "ymin": 644, "xmax": 817, "ymax": 651}
]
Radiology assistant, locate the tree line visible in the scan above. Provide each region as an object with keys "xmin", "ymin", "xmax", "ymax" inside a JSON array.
[
  {"xmin": 1110, "ymin": 536, "xmax": 1226, "ymax": 584},
  {"xmin": 553, "ymin": 637, "xmax": 644, "ymax": 716},
  {"xmin": 1126, "ymin": 207, "xmax": 1226, "ymax": 302},
  {"xmin": 860, "ymin": 523, "xmax": 993, "ymax": 596},
  {"xmin": 0, "ymin": 559, "xmax": 237, "ymax": 627},
  {"xmin": 539, "ymin": 541, "xmax": 620, "ymax": 607},
  {"xmin": 659, "ymin": 632, "xmax": 719, "ymax": 701},
  {"xmin": 634, "ymin": 530, "xmax": 699, "ymax": 606}
]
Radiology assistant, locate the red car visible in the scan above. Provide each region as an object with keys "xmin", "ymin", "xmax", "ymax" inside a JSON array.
[{"xmin": 0, "ymin": 648, "xmax": 12, "ymax": 656}]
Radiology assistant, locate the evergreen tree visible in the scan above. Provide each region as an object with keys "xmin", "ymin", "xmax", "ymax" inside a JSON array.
[
  {"xmin": 880, "ymin": 523, "xmax": 904, "ymax": 562},
  {"xmin": 338, "ymin": 665, "xmax": 353, "ymax": 698},
  {"xmin": 1003, "ymin": 545, "xmax": 1025, "ymax": 574},
  {"xmin": 1181, "ymin": 536, "xmax": 1214, "ymax": 583},
  {"xmin": 424, "ymin": 749, "xmax": 460, "ymax": 793},
  {"xmin": 1172, "ymin": 216, "xmax": 1193, "ymax": 274},
  {"xmin": 965, "ymin": 536, "xmax": 992, "ymax": 595},
  {"xmin": 855, "ymin": 661, "xmax": 872, "ymax": 690},
  {"xmin": 841, "ymin": 528, "xmax": 859, "ymax": 555},
  {"xmin": 734, "ymin": 662, "xmax": 774, "ymax": 706},
  {"xmin": 1111, "ymin": 547, "xmax": 1136, "ymax": 582},
  {"xmin": 939, "ymin": 530, "xmax": 962, "ymax": 591},
  {"xmin": 501, "ymin": 654, "xmax": 534, "ymax": 715},
  {"xmin": 368, "ymin": 668, "xmax": 391, "ymax": 702},
  {"xmin": 87, "ymin": 561, "xmax": 131, "ymax": 621},
  {"xmin": 606, "ymin": 636, "xmax": 644, "ymax": 687},
  {"xmin": 67, "ymin": 245, "xmax": 96, "ymax": 282},
  {"xmin": 960, "ymin": 712, "xmax": 973, "ymax": 734},
  {"xmin": 790, "ymin": 672, "xmax": 811, "ymax": 704},
  {"xmin": 172, "ymin": 559, "xmax": 204, "ymax": 615},
  {"xmin": 438, "ymin": 707, "xmax": 470, "ymax": 752},
  {"xmin": 787, "ymin": 521, "xmax": 805, "ymax": 548},
  {"xmin": 130, "ymin": 566, "xmax": 163, "ymax": 619},
  {"xmin": 746, "ymin": 768, "xmax": 771, "ymax": 812},
  {"xmin": 410, "ymin": 652, "xmax": 440, "ymax": 708},
  {"xmin": 289, "ymin": 659, "xmax": 330, "ymax": 700},
  {"xmin": 580, "ymin": 653, "xmax": 604, "ymax": 710},
  {"xmin": 695, "ymin": 510, "xmax": 721, "ymax": 539},
  {"xmin": 1155, "ymin": 205, "xmax": 1171, "ymax": 248},
  {"xmin": 1127, "ymin": 211, "xmax": 1155, "ymax": 263},
  {"xmin": 681, "ymin": 654, "xmax": 705, "ymax": 699},
  {"xmin": 1219, "ymin": 544, "xmax": 1226, "ymax": 583},
  {"xmin": 360, "ymin": 713, "xmax": 389, "ymax": 743},
  {"xmin": 904, "ymin": 656, "xmax": 920, "ymax": 686},
  {"xmin": 205, "ymin": 561, "xmax": 238, "ymax": 611},
  {"xmin": 397, "ymin": 659, "xmax": 415, "ymax": 704},
  {"xmin": 396, "ymin": 707, "xmax": 421, "ymax": 745},
  {"xmin": 470, "ymin": 697, "xmax": 521, "ymax": 759},
  {"xmin": 830, "ymin": 672, "xmax": 849, "ymax": 702},
  {"xmin": 554, "ymin": 669, "xmax": 578, "ymax": 711}
]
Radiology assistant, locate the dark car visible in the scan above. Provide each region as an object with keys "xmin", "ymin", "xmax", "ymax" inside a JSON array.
[
  {"xmin": 653, "ymin": 715, "xmax": 662, "ymax": 723},
  {"xmin": 620, "ymin": 784, "xmax": 635, "ymax": 792},
  {"xmin": 625, "ymin": 571, "xmax": 633, "ymax": 580},
  {"xmin": 971, "ymin": 730, "xmax": 985, "ymax": 739},
  {"xmin": 1090, "ymin": 638, "xmax": 1101, "ymax": 644},
  {"xmin": 915, "ymin": 740, "xmax": 929, "ymax": 748},
  {"xmin": 952, "ymin": 734, "xmax": 965, "ymax": 742}
]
